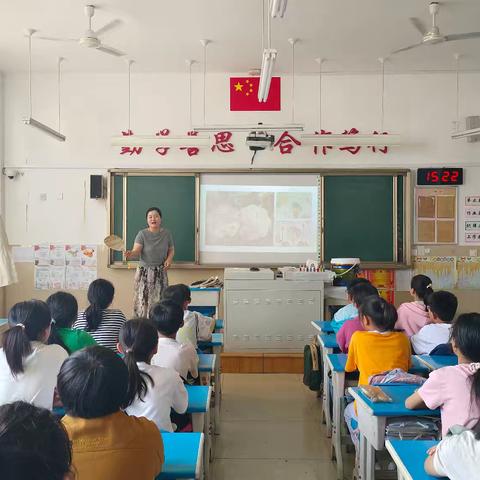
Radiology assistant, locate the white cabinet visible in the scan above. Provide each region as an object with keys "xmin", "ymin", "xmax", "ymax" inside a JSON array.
[{"xmin": 224, "ymin": 278, "xmax": 324, "ymax": 352}]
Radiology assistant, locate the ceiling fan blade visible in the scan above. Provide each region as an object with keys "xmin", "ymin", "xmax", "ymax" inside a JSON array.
[
  {"xmin": 409, "ymin": 17, "xmax": 428, "ymax": 36},
  {"xmin": 94, "ymin": 19, "xmax": 123, "ymax": 37},
  {"xmin": 96, "ymin": 44, "xmax": 125, "ymax": 57},
  {"xmin": 36, "ymin": 35, "xmax": 78, "ymax": 42},
  {"xmin": 390, "ymin": 43, "xmax": 424, "ymax": 55},
  {"xmin": 445, "ymin": 32, "xmax": 480, "ymax": 42}
]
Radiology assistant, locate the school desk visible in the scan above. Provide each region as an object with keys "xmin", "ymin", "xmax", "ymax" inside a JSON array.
[
  {"xmin": 189, "ymin": 286, "xmax": 221, "ymax": 317},
  {"xmin": 317, "ymin": 333, "xmax": 340, "ymax": 437},
  {"xmin": 198, "ymin": 353, "xmax": 221, "ymax": 438},
  {"xmin": 214, "ymin": 319, "xmax": 224, "ymax": 331},
  {"xmin": 348, "ymin": 385, "xmax": 440, "ymax": 480},
  {"xmin": 417, "ymin": 355, "xmax": 458, "ymax": 371},
  {"xmin": 157, "ymin": 432, "xmax": 204, "ymax": 480},
  {"xmin": 326, "ymin": 354, "xmax": 430, "ymax": 480},
  {"xmin": 311, "ymin": 320, "xmax": 334, "ymax": 334},
  {"xmin": 0, "ymin": 318, "xmax": 8, "ymax": 334},
  {"xmin": 385, "ymin": 440, "xmax": 446, "ymax": 480},
  {"xmin": 185, "ymin": 385, "xmax": 213, "ymax": 476}
]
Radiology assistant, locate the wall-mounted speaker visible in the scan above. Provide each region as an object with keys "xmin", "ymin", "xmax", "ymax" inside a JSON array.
[{"xmin": 90, "ymin": 175, "xmax": 105, "ymax": 199}]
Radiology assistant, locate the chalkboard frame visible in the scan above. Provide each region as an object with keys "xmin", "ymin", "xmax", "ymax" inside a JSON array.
[{"xmin": 108, "ymin": 168, "xmax": 411, "ymax": 269}]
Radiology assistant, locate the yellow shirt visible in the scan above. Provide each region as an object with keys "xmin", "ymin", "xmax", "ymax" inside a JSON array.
[
  {"xmin": 345, "ymin": 330, "xmax": 411, "ymax": 386},
  {"xmin": 63, "ymin": 411, "xmax": 164, "ymax": 480}
]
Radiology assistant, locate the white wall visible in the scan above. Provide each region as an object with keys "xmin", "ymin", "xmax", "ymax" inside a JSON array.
[{"xmin": 3, "ymin": 71, "xmax": 480, "ymax": 245}]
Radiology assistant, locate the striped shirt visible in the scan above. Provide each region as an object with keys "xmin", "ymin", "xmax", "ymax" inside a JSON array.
[{"xmin": 74, "ymin": 309, "xmax": 126, "ymax": 351}]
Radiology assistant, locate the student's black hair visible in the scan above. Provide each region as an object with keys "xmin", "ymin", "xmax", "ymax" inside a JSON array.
[
  {"xmin": 410, "ymin": 274, "xmax": 433, "ymax": 305},
  {"xmin": 84, "ymin": 278, "xmax": 115, "ymax": 331},
  {"xmin": 149, "ymin": 300, "xmax": 184, "ymax": 336},
  {"xmin": 427, "ymin": 291, "xmax": 458, "ymax": 324},
  {"xmin": 145, "ymin": 207, "xmax": 162, "ymax": 219},
  {"xmin": 351, "ymin": 283, "xmax": 379, "ymax": 308},
  {"xmin": 2, "ymin": 300, "xmax": 52, "ymax": 377},
  {"xmin": 46, "ymin": 291, "xmax": 79, "ymax": 353},
  {"xmin": 359, "ymin": 295, "xmax": 398, "ymax": 332},
  {"xmin": 346, "ymin": 277, "xmax": 370, "ymax": 296},
  {"xmin": 162, "ymin": 284, "xmax": 191, "ymax": 307},
  {"xmin": 119, "ymin": 319, "xmax": 156, "ymax": 403},
  {"xmin": 57, "ymin": 345, "xmax": 134, "ymax": 418},
  {"xmin": 450, "ymin": 313, "xmax": 480, "ymax": 406},
  {"xmin": 0, "ymin": 401, "xmax": 72, "ymax": 480}
]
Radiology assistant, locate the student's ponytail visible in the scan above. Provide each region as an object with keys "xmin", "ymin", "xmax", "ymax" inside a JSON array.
[
  {"xmin": 119, "ymin": 319, "xmax": 157, "ymax": 405},
  {"xmin": 85, "ymin": 279, "xmax": 115, "ymax": 332},
  {"xmin": 359, "ymin": 295, "xmax": 398, "ymax": 332},
  {"xmin": 450, "ymin": 313, "xmax": 480, "ymax": 404},
  {"xmin": 2, "ymin": 301, "xmax": 52, "ymax": 376},
  {"xmin": 410, "ymin": 274, "xmax": 434, "ymax": 307}
]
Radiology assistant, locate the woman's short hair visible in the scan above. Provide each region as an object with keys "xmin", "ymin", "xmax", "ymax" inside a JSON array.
[
  {"xmin": 57, "ymin": 345, "xmax": 133, "ymax": 418},
  {"xmin": 0, "ymin": 401, "xmax": 72, "ymax": 480}
]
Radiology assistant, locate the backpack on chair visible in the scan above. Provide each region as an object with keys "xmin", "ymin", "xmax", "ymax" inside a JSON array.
[{"xmin": 303, "ymin": 339, "xmax": 323, "ymax": 391}]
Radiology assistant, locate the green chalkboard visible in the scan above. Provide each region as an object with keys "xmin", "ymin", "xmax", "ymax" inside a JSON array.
[
  {"xmin": 112, "ymin": 174, "xmax": 197, "ymax": 264},
  {"xmin": 323, "ymin": 175, "xmax": 403, "ymax": 263}
]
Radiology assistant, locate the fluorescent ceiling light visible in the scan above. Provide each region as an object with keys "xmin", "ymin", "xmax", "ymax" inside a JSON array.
[
  {"xmin": 193, "ymin": 124, "xmax": 304, "ymax": 132},
  {"xmin": 111, "ymin": 135, "xmax": 211, "ymax": 147},
  {"xmin": 258, "ymin": 49, "xmax": 277, "ymax": 102},
  {"xmin": 271, "ymin": 0, "xmax": 287, "ymax": 18},
  {"xmin": 300, "ymin": 133, "xmax": 401, "ymax": 146},
  {"xmin": 23, "ymin": 117, "xmax": 66, "ymax": 142},
  {"xmin": 451, "ymin": 127, "xmax": 480, "ymax": 140}
]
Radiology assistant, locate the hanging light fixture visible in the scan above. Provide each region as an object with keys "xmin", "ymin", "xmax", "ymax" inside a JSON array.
[
  {"xmin": 111, "ymin": 57, "xmax": 210, "ymax": 147},
  {"xmin": 301, "ymin": 57, "xmax": 401, "ymax": 146},
  {"xmin": 22, "ymin": 30, "xmax": 66, "ymax": 142}
]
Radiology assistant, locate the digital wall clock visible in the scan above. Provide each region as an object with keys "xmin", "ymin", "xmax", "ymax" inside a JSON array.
[{"xmin": 417, "ymin": 168, "xmax": 463, "ymax": 186}]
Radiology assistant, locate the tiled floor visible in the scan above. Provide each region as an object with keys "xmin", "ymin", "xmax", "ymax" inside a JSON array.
[{"xmin": 213, "ymin": 374, "xmax": 341, "ymax": 479}]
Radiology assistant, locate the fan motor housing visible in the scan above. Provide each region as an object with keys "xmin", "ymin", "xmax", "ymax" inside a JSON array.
[{"xmin": 79, "ymin": 36, "xmax": 100, "ymax": 48}]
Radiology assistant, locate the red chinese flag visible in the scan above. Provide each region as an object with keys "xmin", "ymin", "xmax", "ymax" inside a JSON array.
[{"xmin": 230, "ymin": 77, "xmax": 281, "ymax": 111}]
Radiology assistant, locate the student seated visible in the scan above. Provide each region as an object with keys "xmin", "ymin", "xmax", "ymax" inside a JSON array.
[
  {"xmin": 150, "ymin": 300, "xmax": 199, "ymax": 381},
  {"xmin": 406, "ymin": 313, "xmax": 480, "ymax": 437},
  {"xmin": 411, "ymin": 291, "xmax": 458, "ymax": 355},
  {"xmin": 331, "ymin": 277, "xmax": 370, "ymax": 334},
  {"xmin": 74, "ymin": 278, "xmax": 126, "ymax": 351},
  {"xmin": 336, "ymin": 282, "xmax": 379, "ymax": 353},
  {"xmin": 58, "ymin": 346, "xmax": 164, "ymax": 480},
  {"xmin": 47, "ymin": 291, "xmax": 96, "ymax": 354},
  {"xmin": 0, "ymin": 300, "xmax": 68, "ymax": 410},
  {"xmin": 162, "ymin": 284, "xmax": 214, "ymax": 348},
  {"xmin": 119, "ymin": 318, "xmax": 188, "ymax": 432},
  {"xmin": 425, "ymin": 425, "xmax": 480, "ymax": 479},
  {"xmin": 0, "ymin": 401, "xmax": 73, "ymax": 480},
  {"xmin": 395, "ymin": 274, "xmax": 433, "ymax": 336},
  {"xmin": 344, "ymin": 296, "xmax": 411, "ymax": 446}
]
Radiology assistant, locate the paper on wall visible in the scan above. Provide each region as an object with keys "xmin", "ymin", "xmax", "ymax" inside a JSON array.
[
  {"xmin": 65, "ymin": 244, "xmax": 82, "ymax": 266},
  {"xmin": 34, "ymin": 266, "xmax": 50, "ymax": 290},
  {"xmin": 80, "ymin": 244, "xmax": 97, "ymax": 266},
  {"xmin": 395, "ymin": 269, "xmax": 413, "ymax": 292},
  {"xmin": 12, "ymin": 246, "xmax": 34, "ymax": 263},
  {"xmin": 80, "ymin": 266, "xmax": 97, "ymax": 289},
  {"xmin": 413, "ymin": 256, "xmax": 456, "ymax": 289},
  {"xmin": 457, "ymin": 257, "xmax": 480, "ymax": 289},
  {"xmin": 34, "ymin": 244, "xmax": 50, "ymax": 265},
  {"xmin": 49, "ymin": 266, "xmax": 66, "ymax": 289}
]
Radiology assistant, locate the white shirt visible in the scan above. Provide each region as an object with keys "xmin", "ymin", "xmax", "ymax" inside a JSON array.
[
  {"xmin": 125, "ymin": 362, "xmax": 188, "ymax": 432},
  {"xmin": 411, "ymin": 323, "xmax": 452, "ymax": 355},
  {"xmin": 433, "ymin": 430, "xmax": 480, "ymax": 479},
  {"xmin": 151, "ymin": 337, "xmax": 198, "ymax": 380},
  {"xmin": 0, "ymin": 342, "xmax": 67, "ymax": 410},
  {"xmin": 176, "ymin": 310, "xmax": 214, "ymax": 348}
]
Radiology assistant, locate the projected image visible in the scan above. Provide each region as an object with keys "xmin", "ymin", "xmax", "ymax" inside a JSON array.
[
  {"xmin": 200, "ymin": 185, "xmax": 318, "ymax": 255},
  {"xmin": 204, "ymin": 191, "xmax": 274, "ymax": 246}
]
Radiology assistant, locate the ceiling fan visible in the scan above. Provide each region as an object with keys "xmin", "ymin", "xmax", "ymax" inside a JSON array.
[
  {"xmin": 391, "ymin": 1, "xmax": 480, "ymax": 55},
  {"xmin": 36, "ymin": 4, "xmax": 125, "ymax": 57}
]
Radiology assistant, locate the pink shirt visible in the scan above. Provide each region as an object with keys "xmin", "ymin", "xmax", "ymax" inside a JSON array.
[
  {"xmin": 395, "ymin": 301, "xmax": 430, "ymax": 337},
  {"xmin": 337, "ymin": 316, "xmax": 364, "ymax": 353},
  {"xmin": 418, "ymin": 363, "xmax": 480, "ymax": 437}
]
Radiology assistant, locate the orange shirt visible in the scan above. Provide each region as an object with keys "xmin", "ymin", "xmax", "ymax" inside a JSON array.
[
  {"xmin": 345, "ymin": 330, "xmax": 411, "ymax": 386},
  {"xmin": 63, "ymin": 411, "xmax": 163, "ymax": 480}
]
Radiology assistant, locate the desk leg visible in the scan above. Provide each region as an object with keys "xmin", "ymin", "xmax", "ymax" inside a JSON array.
[
  {"xmin": 332, "ymin": 371, "xmax": 345, "ymax": 480},
  {"xmin": 213, "ymin": 355, "xmax": 221, "ymax": 435},
  {"xmin": 204, "ymin": 408, "xmax": 212, "ymax": 480},
  {"xmin": 358, "ymin": 433, "xmax": 367, "ymax": 480},
  {"xmin": 322, "ymin": 347, "xmax": 332, "ymax": 438},
  {"xmin": 365, "ymin": 441, "xmax": 375, "ymax": 480}
]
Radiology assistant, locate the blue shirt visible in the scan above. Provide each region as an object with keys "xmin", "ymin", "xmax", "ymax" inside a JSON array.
[{"xmin": 331, "ymin": 303, "xmax": 358, "ymax": 334}]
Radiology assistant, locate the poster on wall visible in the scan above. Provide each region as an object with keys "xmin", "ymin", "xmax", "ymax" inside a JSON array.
[
  {"xmin": 413, "ymin": 256, "xmax": 456, "ymax": 289},
  {"xmin": 463, "ymin": 195, "xmax": 480, "ymax": 244},
  {"xmin": 415, "ymin": 187, "xmax": 457, "ymax": 244},
  {"xmin": 457, "ymin": 257, "xmax": 480, "ymax": 289}
]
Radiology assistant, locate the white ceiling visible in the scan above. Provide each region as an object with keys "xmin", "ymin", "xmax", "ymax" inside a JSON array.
[{"xmin": 1, "ymin": 0, "xmax": 480, "ymax": 74}]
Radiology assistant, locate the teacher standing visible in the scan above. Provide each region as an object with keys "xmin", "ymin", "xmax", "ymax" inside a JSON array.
[{"xmin": 125, "ymin": 207, "xmax": 175, "ymax": 317}]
